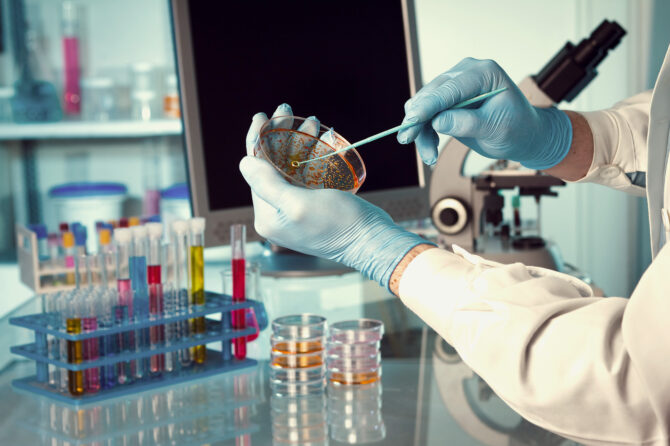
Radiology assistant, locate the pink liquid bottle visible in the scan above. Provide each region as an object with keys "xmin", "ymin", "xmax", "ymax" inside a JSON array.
[{"xmin": 62, "ymin": 2, "xmax": 81, "ymax": 116}]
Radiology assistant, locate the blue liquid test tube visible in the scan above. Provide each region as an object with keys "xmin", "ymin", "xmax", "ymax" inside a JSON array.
[{"xmin": 130, "ymin": 226, "xmax": 150, "ymax": 379}]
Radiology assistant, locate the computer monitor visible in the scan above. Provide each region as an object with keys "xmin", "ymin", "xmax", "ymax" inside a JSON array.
[{"xmin": 171, "ymin": 0, "xmax": 429, "ymax": 249}]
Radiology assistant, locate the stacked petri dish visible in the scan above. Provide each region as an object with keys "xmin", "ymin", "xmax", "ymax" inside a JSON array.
[
  {"xmin": 327, "ymin": 319, "xmax": 384, "ymax": 386},
  {"xmin": 270, "ymin": 314, "xmax": 327, "ymax": 396}
]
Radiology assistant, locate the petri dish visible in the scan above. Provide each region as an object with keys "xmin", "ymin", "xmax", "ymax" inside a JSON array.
[
  {"xmin": 270, "ymin": 364, "xmax": 326, "ymax": 383},
  {"xmin": 255, "ymin": 116, "xmax": 366, "ymax": 193},
  {"xmin": 328, "ymin": 366, "xmax": 382, "ymax": 386},
  {"xmin": 271, "ymin": 335, "xmax": 325, "ymax": 354},
  {"xmin": 270, "ymin": 378, "xmax": 326, "ymax": 397},
  {"xmin": 329, "ymin": 319, "xmax": 384, "ymax": 344},
  {"xmin": 272, "ymin": 314, "xmax": 327, "ymax": 339},
  {"xmin": 272, "ymin": 350, "xmax": 325, "ymax": 369},
  {"xmin": 328, "ymin": 353, "xmax": 381, "ymax": 372},
  {"xmin": 327, "ymin": 341, "xmax": 380, "ymax": 359}
]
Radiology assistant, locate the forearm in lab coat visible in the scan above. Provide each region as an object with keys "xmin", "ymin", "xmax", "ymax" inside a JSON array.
[
  {"xmin": 398, "ymin": 245, "xmax": 670, "ymax": 445},
  {"xmin": 572, "ymin": 91, "xmax": 652, "ymax": 195}
]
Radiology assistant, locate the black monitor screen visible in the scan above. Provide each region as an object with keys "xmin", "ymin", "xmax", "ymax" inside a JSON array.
[{"xmin": 186, "ymin": 0, "xmax": 420, "ymax": 211}]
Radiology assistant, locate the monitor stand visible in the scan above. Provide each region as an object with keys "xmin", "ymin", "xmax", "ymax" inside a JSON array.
[{"xmin": 249, "ymin": 243, "xmax": 354, "ymax": 278}]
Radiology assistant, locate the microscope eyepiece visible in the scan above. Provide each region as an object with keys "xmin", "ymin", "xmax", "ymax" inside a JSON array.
[{"xmin": 533, "ymin": 20, "xmax": 626, "ymax": 103}]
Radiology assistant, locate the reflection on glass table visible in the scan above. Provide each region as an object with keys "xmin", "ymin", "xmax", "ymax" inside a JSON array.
[{"xmin": 0, "ymin": 293, "xmax": 581, "ymax": 445}]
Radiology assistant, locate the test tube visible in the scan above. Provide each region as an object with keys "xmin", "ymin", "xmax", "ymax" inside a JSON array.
[
  {"xmin": 83, "ymin": 294, "xmax": 100, "ymax": 393},
  {"xmin": 114, "ymin": 228, "xmax": 134, "ymax": 385},
  {"xmin": 189, "ymin": 218, "xmax": 206, "ymax": 364},
  {"xmin": 98, "ymin": 228, "xmax": 112, "ymax": 254},
  {"xmin": 231, "ymin": 224, "xmax": 247, "ymax": 360},
  {"xmin": 101, "ymin": 289, "xmax": 118, "ymax": 389},
  {"xmin": 58, "ymin": 293, "xmax": 71, "ymax": 393},
  {"xmin": 66, "ymin": 297, "xmax": 85, "ymax": 396},
  {"xmin": 162, "ymin": 243, "xmax": 178, "ymax": 373},
  {"xmin": 147, "ymin": 222, "xmax": 165, "ymax": 375},
  {"xmin": 130, "ymin": 225, "xmax": 150, "ymax": 379},
  {"xmin": 29, "ymin": 224, "xmax": 49, "ymax": 263},
  {"xmin": 172, "ymin": 220, "xmax": 192, "ymax": 368},
  {"xmin": 63, "ymin": 232, "xmax": 76, "ymax": 285},
  {"xmin": 45, "ymin": 292, "xmax": 61, "ymax": 387},
  {"xmin": 74, "ymin": 224, "xmax": 87, "ymax": 256}
]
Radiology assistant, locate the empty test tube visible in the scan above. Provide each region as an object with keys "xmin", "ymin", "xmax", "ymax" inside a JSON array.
[
  {"xmin": 189, "ymin": 217, "xmax": 206, "ymax": 364},
  {"xmin": 114, "ymin": 228, "xmax": 134, "ymax": 385},
  {"xmin": 172, "ymin": 220, "xmax": 192, "ymax": 368},
  {"xmin": 162, "ymin": 243, "xmax": 178, "ymax": 373}
]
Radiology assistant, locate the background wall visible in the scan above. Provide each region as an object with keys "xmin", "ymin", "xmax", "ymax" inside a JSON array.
[{"xmin": 415, "ymin": 0, "xmax": 670, "ymax": 297}]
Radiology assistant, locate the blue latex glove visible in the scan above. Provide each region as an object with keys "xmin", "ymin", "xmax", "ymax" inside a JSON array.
[
  {"xmin": 397, "ymin": 58, "xmax": 572, "ymax": 169},
  {"xmin": 241, "ymin": 104, "xmax": 428, "ymax": 289}
]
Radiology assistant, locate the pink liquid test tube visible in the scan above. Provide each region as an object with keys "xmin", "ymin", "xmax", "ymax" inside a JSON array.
[
  {"xmin": 231, "ymin": 224, "xmax": 247, "ymax": 360},
  {"xmin": 62, "ymin": 2, "xmax": 81, "ymax": 115}
]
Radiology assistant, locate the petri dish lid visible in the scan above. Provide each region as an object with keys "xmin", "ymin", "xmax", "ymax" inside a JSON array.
[
  {"xmin": 328, "ymin": 319, "xmax": 384, "ymax": 344},
  {"xmin": 272, "ymin": 314, "xmax": 327, "ymax": 339}
]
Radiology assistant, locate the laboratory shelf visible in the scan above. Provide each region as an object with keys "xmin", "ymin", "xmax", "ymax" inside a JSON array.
[
  {"xmin": 13, "ymin": 349, "xmax": 257, "ymax": 406},
  {"xmin": 0, "ymin": 119, "xmax": 182, "ymax": 140}
]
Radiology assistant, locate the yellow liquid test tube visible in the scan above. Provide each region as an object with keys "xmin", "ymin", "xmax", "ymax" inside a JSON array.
[
  {"xmin": 66, "ymin": 318, "xmax": 84, "ymax": 396},
  {"xmin": 189, "ymin": 218, "xmax": 206, "ymax": 364}
]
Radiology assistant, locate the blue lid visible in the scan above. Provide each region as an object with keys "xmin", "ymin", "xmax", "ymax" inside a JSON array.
[
  {"xmin": 161, "ymin": 183, "xmax": 190, "ymax": 200},
  {"xmin": 28, "ymin": 224, "xmax": 47, "ymax": 239},
  {"xmin": 49, "ymin": 182, "xmax": 127, "ymax": 198},
  {"xmin": 74, "ymin": 225, "xmax": 87, "ymax": 246},
  {"xmin": 145, "ymin": 214, "xmax": 161, "ymax": 223}
]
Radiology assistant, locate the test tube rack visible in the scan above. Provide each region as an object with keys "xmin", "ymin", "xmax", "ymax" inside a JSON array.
[
  {"xmin": 9, "ymin": 291, "xmax": 268, "ymax": 405},
  {"xmin": 16, "ymin": 224, "xmax": 66, "ymax": 293}
]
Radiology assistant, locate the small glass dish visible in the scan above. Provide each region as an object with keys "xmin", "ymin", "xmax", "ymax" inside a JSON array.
[
  {"xmin": 270, "ymin": 378, "xmax": 326, "ymax": 396},
  {"xmin": 270, "ymin": 363, "xmax": 326, "ymax": 382},
  {"xmin": 272, "ymin": 314, "xmax": 327, "ymax": 339},
  {"xmin": 327, "ymin": 341, "xmax": 380, "ymax": 358},
  {"xmin": 271, "ymin": 335, "xmax": 325, "ymax": 354},
  {"xmin": 271, "ymin": 350, "xmax": 325, "ymax": 369},
  {"xmin": 328, "ymin": 354, "xmax": 381, "ymax": 372},
  {"xmin": 328, "ymin": 319, "xmax": 384, "ymax": 344},
  {"xmin": 328, "ymin": 366, "xmax": 382, "ymax": 386},
  {"xmin": 255, "ymin": 116, "xmax": 366, "ymax": 193}
]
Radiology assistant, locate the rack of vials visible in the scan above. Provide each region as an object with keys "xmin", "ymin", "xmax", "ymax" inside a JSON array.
[{"xmin": 10, "ymin": 289, "xmax": 267, "ymax": 405}]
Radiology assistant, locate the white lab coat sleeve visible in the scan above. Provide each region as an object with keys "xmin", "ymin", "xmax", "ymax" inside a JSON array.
[
  {"xmin": 398, "ymin": 245, "xmax": 670, "ymax": 445},
  {"xmin": 572, "ymin": 91, "xmax": 652, "ymax": 196}
]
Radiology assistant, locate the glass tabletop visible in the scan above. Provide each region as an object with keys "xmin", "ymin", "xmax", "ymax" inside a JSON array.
[{"xmin": 0, "ymin": 271, "xmax": 579, "ymax": 445}]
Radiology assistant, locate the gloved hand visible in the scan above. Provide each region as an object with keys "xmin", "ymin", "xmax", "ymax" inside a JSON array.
[
  {"xmin": 396, "ymin": 58, "xmax": 572, "ymax": 169},
  {"xmin": 241, "ymin": 104, "xmax": 428, "ymax": 288}
]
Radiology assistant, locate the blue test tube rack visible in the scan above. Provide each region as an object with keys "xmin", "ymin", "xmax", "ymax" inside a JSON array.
[{"xmin": 9, "ymin": 291, "xmax": 267, "ymax": 405}]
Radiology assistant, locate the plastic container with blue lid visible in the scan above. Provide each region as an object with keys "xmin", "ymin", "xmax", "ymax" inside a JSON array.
[{"xmin": 49, "ymin": 182, "xmax": 127, "ymax": 253}]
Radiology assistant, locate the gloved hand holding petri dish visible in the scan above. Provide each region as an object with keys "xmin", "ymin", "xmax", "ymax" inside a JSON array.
[{"xmin": 252, "ymin": 109, "xmax": 366, "ymax": 194}]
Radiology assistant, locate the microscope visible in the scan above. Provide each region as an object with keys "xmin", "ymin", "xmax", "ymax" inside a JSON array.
[{"xmin": 429, "ymin": 20, "xmax": 626, "ymax": 271}]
